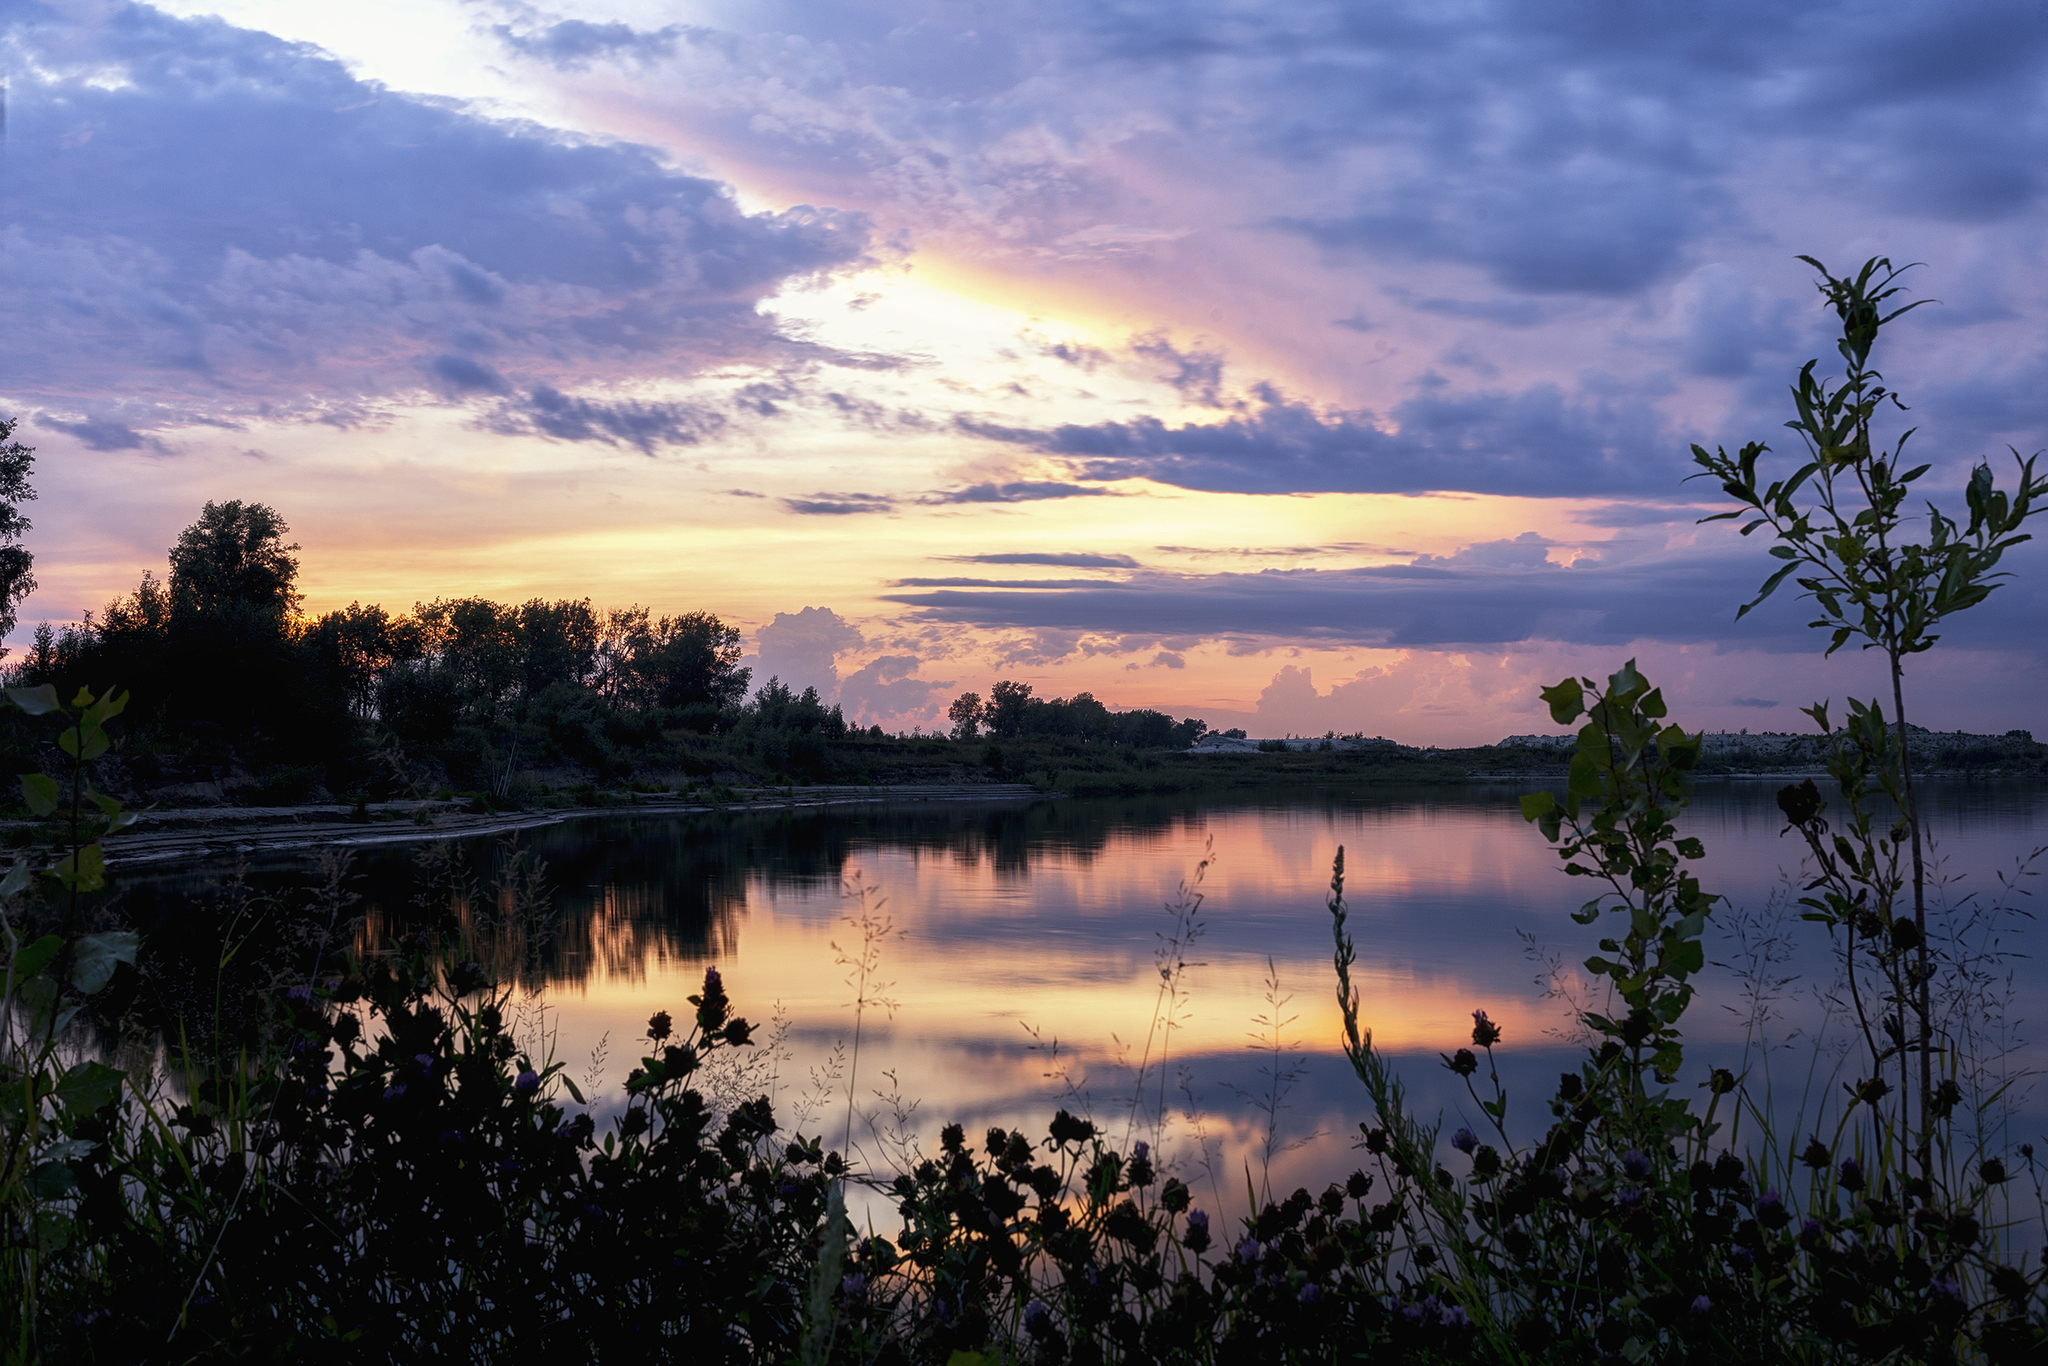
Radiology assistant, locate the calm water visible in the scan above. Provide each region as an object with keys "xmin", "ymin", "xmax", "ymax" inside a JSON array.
[{"xmin": 130, "ymin": 781, "xmax": 2048, "ymax": 1211}]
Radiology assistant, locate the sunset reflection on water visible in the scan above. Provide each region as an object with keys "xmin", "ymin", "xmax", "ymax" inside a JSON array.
[{"xmin": 149, "ymin": 784, "xmax": 2048, "ymax": 1209}]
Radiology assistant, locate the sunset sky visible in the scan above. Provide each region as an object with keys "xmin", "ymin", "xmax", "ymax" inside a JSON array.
[{"xmin": 6, "ymin": 0, "xmax": 2048, "ymax": 742}]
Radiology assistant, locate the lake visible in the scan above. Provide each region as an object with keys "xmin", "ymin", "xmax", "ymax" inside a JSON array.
[{"xmin": 128, "ymin": 780, "xmax": 2048, "ymax": 1219}]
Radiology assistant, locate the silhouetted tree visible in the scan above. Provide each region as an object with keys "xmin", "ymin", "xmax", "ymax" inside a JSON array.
[
  {"xmin": 947, "ymin": 691, "xmax": 983, "ymax": 741},
  {"xmin": 0, "ymin": 419, "xmax": 37, "ymax": 653},
  {"xmin": 167, "ymin": 500, "xmax": 301, "ymax": 622}
]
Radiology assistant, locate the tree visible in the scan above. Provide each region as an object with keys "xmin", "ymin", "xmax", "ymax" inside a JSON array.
[
  {"xmin": 947, "ymin": 691, "xmax": 983, "ymax": 741},
  {"xmin": 167, "ymin": 500, "xmax": 301, "ymax": 622},
  {"xmin": 985, "ymin": 679, "xmax": 1034, "ymax": 738},
  {"xmin": 0, "ymin": 419, "xmax": 37, "ymax": 653}
]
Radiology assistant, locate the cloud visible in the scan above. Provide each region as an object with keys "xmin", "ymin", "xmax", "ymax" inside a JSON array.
[
  {"xmin": 879, "ymin": 526, "xmax": 2048, "ymax": 661},
  {"xmin": 920, "ymin": 481, "xmax": 1115, "ymax": 504},
  {"xmin": 495, "ymin": 19, "xmax": 685, "ymax": 69},
  {"xmin": 1730, "ymin": 696, "xmax": 1781, "ymax": 709},
  {"xmin": 485, "ymin": 387, "xmax": 727, "ymax": 452},
  {"xmin": 966, "ymin": 383, "xmax": 1673, "ymax": 497},
  {"xmin": 940, "ymin": 552, "xmax": 1139, "ymax": 568},
  {"xmin": 35, "ymin": 416, "xmax": 159, "ymax": 452},
  {"xmin": 750, "ymin": 606, "xmax": 865, "ymax": 701},
  {"xmin": 1, "ymin": 3, "xmax": 872, "ymax": 418},
  {"xmin": 781, "ymin": 493, "xmax": 895, "ymax": 515},
  {"xmin": 836, "ymin": 653, "xmax": 950, "ymax": 726}
]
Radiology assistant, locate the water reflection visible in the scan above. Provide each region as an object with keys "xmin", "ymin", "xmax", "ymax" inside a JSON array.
[{"xmin": 118, "ymin": 782, "xmax": 2048, "ymax": 1209}]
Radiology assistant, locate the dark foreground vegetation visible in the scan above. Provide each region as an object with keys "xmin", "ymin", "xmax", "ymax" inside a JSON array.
[{"xmin": 5, "ymin": 257, "xmax": 2048, "ymax": 1363}]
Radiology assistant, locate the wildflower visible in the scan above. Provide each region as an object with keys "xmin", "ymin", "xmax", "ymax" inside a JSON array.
[
  {"xmin": 1980, "ymin": 1157, "xmax": 2009, "ymax": 1185},
  {"xmin": 414, "ymin": 1052, "xmax": 435, "ymax": 1072},
  {"xmin": 1128, "ymin": 1140, "xmax": 1155, "ymax": 1187},
  {"xmin": 1622, "ymin": 1150, "xmax": 1653, "ymax": 1180},
  {"xmin": 1838, "ymin": 1157, "xmax": 1865, "ymax": 1192},
  {"xmin": 1730, "ymin": 1244, "xmax": 1754, "ymax": 1269},
  {"xmin": 382, "ymin": 1083, "xmax": 406, "ymax": 1103},
  {"xmin": 1346, "ymin": 1170, "xmax": 1372, "ymax": 1199},
  {"xmin": 1757, "ymin": 1189, "xmax": 1789, "ymax": 1229},
  {"xmin": 1800, "ymin": 1135, "xmax": 1830, "ymax": 1169},
  {"xmin": 1023, "ymin": 1299, "xmax": 1053, "ymax": 1338},
  {"xmin": 1470, "ymin": 1009, "xmax": 1502, "ymax": 1048},
  {"xmin": 1442, "ymin": 1305, "xmax": 1472, "ymax": 1331},
  {"xmin": 1710, "ymin": 1067, "xmax": 1735, "ymax": 1095},
  {"xmin": 1447, "ymin": 1048, "xmax": 1479, "ymax": 1077},
  {"xmin": 704, "ymin": 966, "xmax": 723, "ymax": 995},
  {"xmin": 1298, "ymin": 1282, "xmax": 1321, "ymax": 1305},
  {"xmin": 1363, "ymin": 1125, "xmax": 1390, "ymax": 1153},
  {"xmin": 286, "ymin": 985, "xmax": 311, "ymax": 1002},
  {"xmin": 515, "ymin": 1069, "xmax": 540, "ymax": 1093},
  {"xmin": 1690, "ymin": 1295, "xmax": 1711, "ymax": 1317},
  {"xmin": 1932, "ymin": 1275, "xmax": 1965, "ymax": 1304},
  {"xmin": 1800, "ymin": 1217, "xmax": 1824, "ymax": 1246},
  {"xmin": 840, "ymin": 1273, "xmax": 867, "ymax": 1302},
  {"xmin": 1185, "ymin": 1208, "xmax": 1212, "ymax": 1253},
  {"xmin": 647, "ymin": 1010, "xmax": 673, "ymax": 1043},
  {"xmin": 1236, "ymin": 1237, "xmax": 1262, "ymax": 1263},
  {"xmin": 1452, "ymin": 1127, "xmax": 1479, "ymax": 1155},
  {"xmin": 1557, "ymin": 1072, "xmax": 1584, "ymax": 1101}
]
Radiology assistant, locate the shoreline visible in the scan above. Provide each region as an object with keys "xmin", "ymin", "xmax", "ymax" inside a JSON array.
[{"xmin": 84, "ymin": 782, "xmax": 1053, "ymax": 870}]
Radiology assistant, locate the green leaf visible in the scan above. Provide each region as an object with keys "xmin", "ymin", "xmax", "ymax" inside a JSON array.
[
  {"xmin": 1519, "ymin": 791, "xmax": 1556, "ymax": 822},
  {"xmin": 1667, "ymin": 940, "xmax": 1705, "ymax": 976},
  {"xmin": 48, "ymin": 844, "xmax": 106, "ymax": 893},
  {"xmin": 561, "ymin": 1075, "xmax": 587, "ymax": 1106},
  {"xmin": 12, "ymin": 934, "xmax": 64, "ymax": 981},
  {"xmin": 1571, "ymin": 900, "xmax": 1602, "ymax": 926},
  {"xmin": 69, "ymin": 932, "xmax": 138, "ymax": 996},
  {"xmin": 5, "ymin": 685, "xmax": 62, "ymax": 716},
  {"xmin": 27, "ymin": 1160, "xmax": 78, "ymax": 1199},
  {"xmin": 57, "ymin": 726, "xmax": 110, "ymax": 762},
  {"xmin": 19, "ymin": 773, "xmax": 58, "ymax": 817},
  {"xmin": 52, "ymin": 1061, "xmax": 125, "ymax": 1115},
  {"xmin": 0, "ymin": 860, "xmax": 31, "ymax": 899},
  {"xmin": 1539, "ymin": 677, "xmax": 1585, "ymax": 726}
]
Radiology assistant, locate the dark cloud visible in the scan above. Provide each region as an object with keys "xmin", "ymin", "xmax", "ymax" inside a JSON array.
[
  {"xmin": 920, "ymin": 481, "xmax": 1115, "ymax": 504},
  {"xmin": 890, "ymin": 577, "xmax": 1117, "ymax": 589},
  {"xmin": 1730, "ymin": 696, "xmax": 1781, "ymax": 709},
  {"xmin": 882, "ymin": 536, "xmax": 2048, "ymax": 658},
  {"xmin": 941, "ymin": 552, "xmax": 1140, "ymax": 568},
  {"xmin": 483, "ymin": 387, "xmax": 727, "ymax": 452},
  {"xmin": 0, "ymin": 2, "xmax": 871, "ymax": 416},
  {"xmin": 966, "ymin": 383, "xmax": 1672, "ymax": 496},
  {"xmin": 782, "ymin": 493, "xmax": 895, "ymax": 515},
  {"xmin": 495, "ymin": 19, "xmax": 686, "ymax": 69},
  {"xmin": 35, "ymin": 416, "xmax": 158, "ymax": 452},
  {"xmin": 1130, "ymin": 332, "xmax": 1225, "ymax": 406}
]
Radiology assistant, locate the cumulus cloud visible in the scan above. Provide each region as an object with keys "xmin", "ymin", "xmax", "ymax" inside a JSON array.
[
  {"xmin": 836, "ymin": 653, "xmax": 950, "ymax": 726},
  {"xmin": 749, "ymin": 606, "xmax": 865, "ymax": 701}
]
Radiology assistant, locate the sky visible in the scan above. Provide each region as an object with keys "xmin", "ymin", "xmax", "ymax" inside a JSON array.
[{"xmin": 5, "ymin": 0, "xmax": 2048, "ymax": 743}]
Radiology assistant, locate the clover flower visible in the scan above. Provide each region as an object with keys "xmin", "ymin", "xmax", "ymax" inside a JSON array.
[
  {"xmin": 1839, "ymin": 1157, "xmax": 1865, "ymax": 1192},
  {"xmin": 1023, "ymin": 1299, "xmax": 1053, "ymax": 1337},
  {"xmin": 1298, "ymin": 1283, "xmax": 1321, "ymax": 1305},
  {"xmin": 287, "ymin": 985, "xmax": 311, "ymax": 1002},
  {"xmin": 515, "ymin": 1069, "xmax": 540, "ymax": 1093},
  {"xmin": 1452, "ymin": 1127, "xmax": 1479, "ymax": 1154},
  {"xmin": 382, "ymin": 1083, "xmax": 406, "ymax": 1103},
  {"xmin": 1442, "ymin": 1305, "xmax": 1471, "ymax": 1331},
  {"xmin": 840, "ymin": 1273, "xmax": 867, "ymax": 1303},
  {"xmin": 1470, "ymin": 1009, "xmax": 1502, "ymax": 1048},
  {"xmin": 1690, "ymin": 1295, "xmax": 1711, "ymax": 1317},
  {"xmin": 1621, "ymin": 1150, "xmax": 1653, "ymax": 1180},
  {"xmin": 1185, "ymin": 1208, "xmax": 1212, "ymax": 1253}
]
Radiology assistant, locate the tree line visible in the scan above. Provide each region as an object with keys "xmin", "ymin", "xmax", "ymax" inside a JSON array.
[{"xmin": 0, "ymin": 478, "xmax": 1211, "ymax": 795}]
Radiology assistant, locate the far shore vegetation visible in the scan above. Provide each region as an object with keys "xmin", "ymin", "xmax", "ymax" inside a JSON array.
[{"xmin": 0, "ymin": 487, "xmax": 2040, "ymax": 830}]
